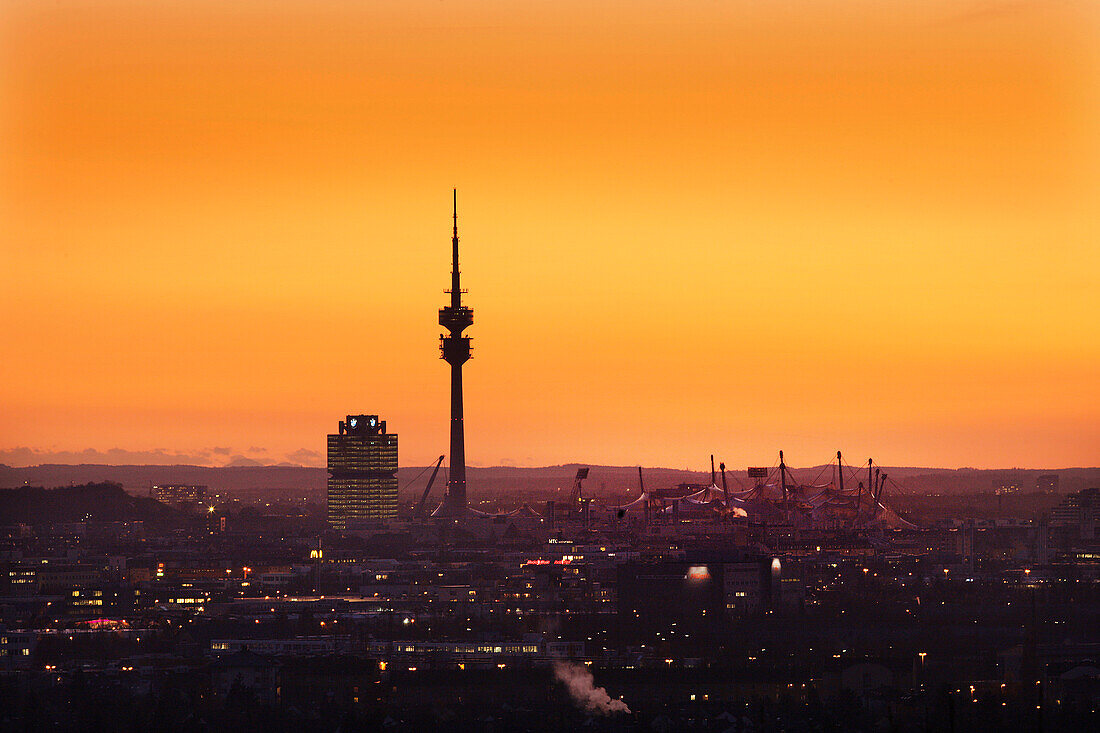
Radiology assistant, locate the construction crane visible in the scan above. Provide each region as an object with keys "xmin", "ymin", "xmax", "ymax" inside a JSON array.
[{"xmin": 415, "ymin": 455, "xmax": 446, "ymax": 518}]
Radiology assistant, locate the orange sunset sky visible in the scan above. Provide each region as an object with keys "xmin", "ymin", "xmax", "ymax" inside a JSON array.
[{"xmin": 2, "ymin": 1, "xmax": 1098, "ymax": 470}]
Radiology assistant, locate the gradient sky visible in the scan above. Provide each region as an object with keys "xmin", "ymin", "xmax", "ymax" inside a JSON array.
[{"xmin": 2, "ymin": 1, "xmax": 1098, "ymax": 470}]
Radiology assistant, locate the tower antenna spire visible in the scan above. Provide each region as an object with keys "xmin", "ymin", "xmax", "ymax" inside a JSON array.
[{"xmin": 451, "ymin": 189, "xmax": 461, "ymax": 309}]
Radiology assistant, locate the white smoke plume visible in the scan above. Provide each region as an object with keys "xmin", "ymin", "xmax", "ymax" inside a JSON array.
[{"xmin": 553, "ymin": 661, "xmax": 631, "ymax": 715}]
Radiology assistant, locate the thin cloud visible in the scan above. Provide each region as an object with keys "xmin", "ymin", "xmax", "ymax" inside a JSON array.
[
  {"xmin": 223, "ymin": 455, "xmax": 265, "ymax": 467},
  {"xmin": 0, "ymin": 446, "xmax": 315, "ymax": 468},
  {"xmin": 0, "ymin": 446, "xmax": 216, "ymax": 467},
  {"xmin": 285, "ymin": 448, "xmax": 323, "ymax": 467}
]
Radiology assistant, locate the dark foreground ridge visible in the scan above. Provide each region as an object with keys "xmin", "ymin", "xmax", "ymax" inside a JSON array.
[{"xmin": 0, "ymin": 482, "xmax": 181, "ymax": 525}]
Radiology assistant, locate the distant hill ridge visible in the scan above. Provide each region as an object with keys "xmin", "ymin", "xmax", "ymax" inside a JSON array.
[{"xmin": 1, "ymin": 463, "xmax": 1097, "ymax": 498}]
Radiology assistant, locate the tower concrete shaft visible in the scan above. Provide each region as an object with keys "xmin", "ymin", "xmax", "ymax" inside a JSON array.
[{"xmin": 435, "ymin": 190, "xmax": 473, "ymax": 517}]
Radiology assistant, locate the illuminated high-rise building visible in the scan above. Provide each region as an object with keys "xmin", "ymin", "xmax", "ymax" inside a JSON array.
[{"xmin": 326, "ymin": 414, "xmax": 398, "ymax": 528}]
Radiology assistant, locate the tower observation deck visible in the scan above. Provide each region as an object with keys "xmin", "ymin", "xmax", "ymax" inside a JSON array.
[{"xmin": 433, "ymin": 190, "xmax": 473, "ymax": 517}]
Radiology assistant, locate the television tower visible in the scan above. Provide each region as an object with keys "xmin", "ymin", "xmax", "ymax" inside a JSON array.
[{"xmin": 434, "ymin": 190, "xmax": 473, "ymax": 517}]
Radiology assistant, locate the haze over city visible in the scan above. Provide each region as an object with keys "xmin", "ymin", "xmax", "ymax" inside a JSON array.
[{"xmin": 4, "ymin": 0, "xmax": 1098, "ymax": 470}]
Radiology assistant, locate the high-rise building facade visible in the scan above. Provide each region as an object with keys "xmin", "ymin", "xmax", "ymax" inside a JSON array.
[{"xmin": 327, "ymin": 415, "xmax": 398, "ymax": 528}]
